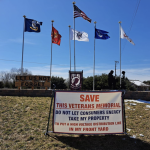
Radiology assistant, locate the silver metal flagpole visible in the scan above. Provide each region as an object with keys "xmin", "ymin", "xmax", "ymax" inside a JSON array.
[
  {"xmin": 50, "ymin": 20, "xmax": 54, "ymax": 89},
  {"xmin": 73, "ymin": 1, "xmax": 76, "ymax": 71},
  {"xmin": 68, "ymin": 25, "xmax": 71, "ymax": 71},
  {"xmin": 93, "ymin": 21, "xmax": 96, "ymax": 91},
  {"xmin": 115, "ymin": 61, "xmax": 119, "ymax": 79},
  {"xmin": 119, "ymin": 21, "xmax": 122, "ymax": 88},
  {"xmin": 21, "ymin": 15, "xmax": 26, "ymax": 75}
]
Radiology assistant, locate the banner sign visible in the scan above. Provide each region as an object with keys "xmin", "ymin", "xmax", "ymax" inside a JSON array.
[
  {"xmin": 53, "ymin": 91, "xmax": 124, "ymax": 134},
  {"xmin": 69, "ymin": 71, "xmax": 83, "ymax": 90}
]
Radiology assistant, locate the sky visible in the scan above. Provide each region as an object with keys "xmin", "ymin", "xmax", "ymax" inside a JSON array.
[{"xmin": 0, "ymin": 0, "xmax": 150, "ymax": 82}]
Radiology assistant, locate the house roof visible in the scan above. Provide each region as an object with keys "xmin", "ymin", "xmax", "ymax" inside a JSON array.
[{"xmin": 130, "ymin": 80, "xmax": 150, "ymax": 87}]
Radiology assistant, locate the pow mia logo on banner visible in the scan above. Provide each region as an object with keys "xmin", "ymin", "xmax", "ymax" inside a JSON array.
[
  {"xmin": 30, "ymin": 20, "xmax": 38, "ymax": 31},
  {"xmin": 77, "ymin": 32, "xmax": 82, "ymax": 39},
  {"xmin": 71, "ymin": 74, "xmax": 81, "ymax": 90}
]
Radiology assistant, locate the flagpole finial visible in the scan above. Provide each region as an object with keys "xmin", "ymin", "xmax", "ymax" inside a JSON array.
[
  {"xmin": 23, "ymin": 15, "xmax": 26, "ymax": 18},
  {"xmin": 94, "ymin": 21, "xmax": 97, "ymax": 24},
  {"xmin": 73, "ymin": 1, "xmax": 76, "ymax": 4},
  {"xmin": 51, "ymin": 20, "xmax": 54, "ymax": 22},
  {"xmin": 118, "ymin": 21, "xmax": 121, "ymax": 24},
  {"xmin": 68, "ymin": 25, "xmax": 71, "ymax": 27}
]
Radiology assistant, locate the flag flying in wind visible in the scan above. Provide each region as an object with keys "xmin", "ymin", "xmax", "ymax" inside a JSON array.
[
  {"xmin": 74, "ymin": 5, "xmax": 91, "ymax": 23},
  {"xmin": 95, "ymin": 28, "xmax": 110, "ymax": 39},
  {"xmin": 25, "ymin": 18, "xmax": 42, "ymax": 32},
  {"xmin": 120, "ymin": 26, "xmax": 135, "ymax": 45},
  {"xmin": 70, "ymin": 28, "xmax": 89, "ymax": 42},
  {"xmin": 51, "ymin": 26, "xmax": 61, "ymax": 46}
]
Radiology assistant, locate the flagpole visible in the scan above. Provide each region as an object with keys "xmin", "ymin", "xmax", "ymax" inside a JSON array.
[
  {"xmin": 73, "ymin": 1, "xmax": 76, "ymax": 71},
  {"xmin": 93, "ymin": 21, "xmax": 96, "ymax": 91},
  {"xmin": 119, "ymin": 21, "xmax": 122, "ymax": 89},
  {"xmin": 50, "ymin": 20, "xmax": 54, "ymax": 89},
  {"xmin": 21, "ymin": 15, "xmax": 26, "ymax": 75},
  {"xmin": 68, "ymin": 25, "xmax": 71, "ymax": 71}
]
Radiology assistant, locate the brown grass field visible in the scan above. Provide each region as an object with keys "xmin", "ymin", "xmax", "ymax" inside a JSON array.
[{"xmin": 1, "ymin": 96, "xmax": 150, "ymax": 150}]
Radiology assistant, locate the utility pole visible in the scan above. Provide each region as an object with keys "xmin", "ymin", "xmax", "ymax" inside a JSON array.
[{"xmin": 115, "ymin": 61, "xmax": 119, "ymax": 79}]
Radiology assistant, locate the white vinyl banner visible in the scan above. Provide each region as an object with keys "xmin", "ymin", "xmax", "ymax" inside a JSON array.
[{"xmin": 53, "ymin": 91, "xmax": 124, "ymax": 134}]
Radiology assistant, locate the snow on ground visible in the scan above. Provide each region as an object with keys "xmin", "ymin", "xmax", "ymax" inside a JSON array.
[
  {"xmin": 125, "ymin": 99, "xmax": 150, "ymax": 104},
  {"xmin": 124, "ymin": 99, "xmax": 150, "ymax": 138}
]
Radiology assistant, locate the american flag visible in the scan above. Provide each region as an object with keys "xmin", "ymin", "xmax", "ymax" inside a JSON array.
[{"xmin": 74, "ymin": 5, "xmax": 91, "ymax": 23}]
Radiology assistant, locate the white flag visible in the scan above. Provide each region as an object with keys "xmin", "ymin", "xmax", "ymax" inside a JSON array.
[
  {"xmin": 120, "ymin": 26, "xmax": 135, "ymax": 45},
  {"xmin": 70, "ymin": 28, "xmax": 89, "ymax": 42}
]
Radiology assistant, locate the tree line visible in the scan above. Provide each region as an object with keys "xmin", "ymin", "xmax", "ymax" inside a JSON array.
[{"xmin": 0, "ymin": 68, "xmax": 149, "ymax": 91}]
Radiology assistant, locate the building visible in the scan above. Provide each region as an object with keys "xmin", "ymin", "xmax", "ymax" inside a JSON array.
[{"xmin": 130, "ymin": 80, "xmax": 150, "ymax": 91}]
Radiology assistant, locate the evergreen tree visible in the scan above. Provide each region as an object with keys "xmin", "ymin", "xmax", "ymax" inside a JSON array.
[
  {"xmin": 0, "ymin": 81, "xmax": 4, "ymax": 88},
  {"xmin": 51, "ymin": 76, "xmax": 67, "ymax": 89}
]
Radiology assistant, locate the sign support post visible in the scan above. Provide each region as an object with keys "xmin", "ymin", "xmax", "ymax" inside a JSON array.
[
  {"xmin": 45, "ymin": 85, "xmax": 55, "ymax": 135},
  {"xmin": 122, "ymin": 90, "xmax": 127, "ymax": 133}
]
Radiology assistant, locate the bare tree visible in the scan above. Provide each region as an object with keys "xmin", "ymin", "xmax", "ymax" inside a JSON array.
[{"xmin": 0, "ymin": 68, "xmax": 32, "ymax": 88}]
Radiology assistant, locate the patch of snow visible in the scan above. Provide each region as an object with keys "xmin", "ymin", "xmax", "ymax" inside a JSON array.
[
  {"xmin": 127, "ymin": 128, "xmax": 131, "ymax": 132},
  {"xmin": 130, "ymin": 135, "xmax": 136, "ymax": 139},
  {"xmin": 146, "ymin": 105, "xmax": 150, "ymax": 108},
  {"xmin": 139, "ymin": 134, "xmax": 144, "ymax": 137},
  {"xmin": 125, "ymin": 99, "xmax": 150, "ymax": 104},
  {"xmin": 130, "ymin": 103, "xmax": 137, "ymax": 106}
]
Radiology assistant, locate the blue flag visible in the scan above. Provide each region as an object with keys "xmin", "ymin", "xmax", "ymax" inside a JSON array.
[
  {"xmin": 25, "ymin": 18, "xmax": 42, "ymax": 32},
  {"xmin": 95, "ymin": 28, "xmax": 110, "ymax": 39}
]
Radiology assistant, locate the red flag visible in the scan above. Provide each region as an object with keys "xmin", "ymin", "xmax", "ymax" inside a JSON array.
[{"xmin": 51, "ymin": 26, "xmax": 61, "ymax": 46}]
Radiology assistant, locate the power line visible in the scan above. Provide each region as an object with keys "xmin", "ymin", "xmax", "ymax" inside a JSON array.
[
  {"xmin": 128, "ymin": 0, "xmax": 141, "ymax": 35},
  {"xmin": 122, "ymin": 0, "xmax": 141, "ymax": 53}
]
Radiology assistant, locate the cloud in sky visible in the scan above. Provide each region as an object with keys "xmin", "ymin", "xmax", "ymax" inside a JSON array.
[
  {"xmin": 0, "ymin": 59, "xmax": 149, "ymax": 82},
  {"xmin": 28, "ymin": 65, "xmax": 150, "ymax": 82}
]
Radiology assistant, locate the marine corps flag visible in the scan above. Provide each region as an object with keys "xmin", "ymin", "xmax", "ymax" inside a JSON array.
[
  {"xmin": 25, "ymin": 18, "xmax": 42, "ymax": 32},
  {"xmin": 51, "ymin": 27, "xmax": 62, "ymax": 46}
]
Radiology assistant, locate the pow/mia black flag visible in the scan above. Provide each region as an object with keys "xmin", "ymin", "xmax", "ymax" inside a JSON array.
[
  {"xmin": 69, "ymin": 71, "xmax": 83, "ymax": 90},
  {"xmin": 25, "ymin": 18, "xmax": 42, "ymax": 32}
]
